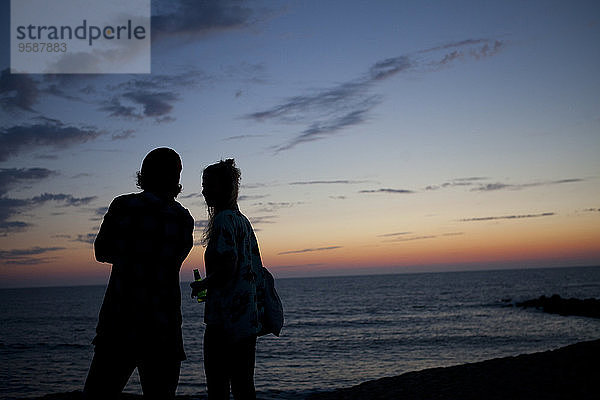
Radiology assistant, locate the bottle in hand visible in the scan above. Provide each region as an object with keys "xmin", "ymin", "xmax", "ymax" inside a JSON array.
[{"xmin": 193, "ymin": 268, "xmax": 207, "ymax": 303}]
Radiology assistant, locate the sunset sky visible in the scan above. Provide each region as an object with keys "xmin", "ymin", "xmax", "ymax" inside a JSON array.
[{"xmin": 1, "ymin": 0, "xmax": 599, "ymax": 288}]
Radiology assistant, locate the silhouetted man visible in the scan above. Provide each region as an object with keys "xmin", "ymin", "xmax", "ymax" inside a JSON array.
[{"xmin": 84, "ymin": 148, "xmax": 194, "ymax": 399}]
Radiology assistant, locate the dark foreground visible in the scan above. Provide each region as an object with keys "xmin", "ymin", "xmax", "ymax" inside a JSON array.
[
  {"xmin": 309, "ymin": 339, "xmax": 600, "ymax": 400},
  {"xmin": 20, "ymin": 339, "xmax": 600, "ymax": 400}
]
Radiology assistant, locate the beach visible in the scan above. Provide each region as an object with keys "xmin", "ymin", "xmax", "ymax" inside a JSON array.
[
  {"xmin": 309, "ymin": 339, "xmax": 600, "ymax": 400},
  {"xmin": 18, "ymin": 338, "xmax": 600, "ymax": 400}
]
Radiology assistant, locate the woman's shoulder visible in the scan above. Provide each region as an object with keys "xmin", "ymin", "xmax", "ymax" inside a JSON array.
[{"xmin": 214, "ymin": 209, "xmax": 251, "ymax": 229}]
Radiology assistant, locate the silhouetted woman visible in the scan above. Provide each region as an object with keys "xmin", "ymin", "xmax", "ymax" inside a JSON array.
[
  {"xmin": 191, "ymin": 159, "xmax": 265, "ymax": 400},
  {"xmin": 84, "ymin": 148, "xmax": 194, "ymax": 400}
]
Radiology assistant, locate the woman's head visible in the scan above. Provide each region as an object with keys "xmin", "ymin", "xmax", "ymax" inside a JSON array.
[
  {"xmin": 136, "ymin": 147, "xmax": 182, "ymax": 198},
  {"xmin": 201, "ymin": 159, "xmax": 241, "ymax": 246},
  {"xmin": 202, "ymin": 159, "xmax": 240, "ymax": 210}
]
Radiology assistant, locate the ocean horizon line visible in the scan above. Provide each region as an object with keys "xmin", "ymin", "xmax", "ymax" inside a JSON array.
[{"xmin": 2, "ymin": 264, "xmax": 599, "ymax": 290}]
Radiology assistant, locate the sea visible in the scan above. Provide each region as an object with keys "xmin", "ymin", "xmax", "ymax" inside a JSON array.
[{"xmin": 1, "ymin": 266, "xmax": 600, "ymax": 400}]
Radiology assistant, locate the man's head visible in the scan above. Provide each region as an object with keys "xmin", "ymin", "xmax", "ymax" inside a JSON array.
[{"xmin": 136, "ymin": 147, "xmax": 182, "ymax": 198}]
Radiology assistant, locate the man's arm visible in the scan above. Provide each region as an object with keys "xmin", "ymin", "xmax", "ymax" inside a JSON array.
[{"xmin": 94, "ymin": 199, "xmax": 120, "ymax": 264}]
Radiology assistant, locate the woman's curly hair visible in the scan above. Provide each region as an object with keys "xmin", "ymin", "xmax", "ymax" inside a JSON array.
[{"xmin": 202, "ymin": 158, "xmax": 241, "ymax": 246}]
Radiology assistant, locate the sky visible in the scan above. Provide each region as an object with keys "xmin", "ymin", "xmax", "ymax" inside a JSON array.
[{"xmin": 0, "ymin": 0, "xmax": 599, "ymax": 288}]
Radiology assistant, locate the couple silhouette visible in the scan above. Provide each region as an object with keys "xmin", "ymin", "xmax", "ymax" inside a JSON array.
[{"xmin": 84, "ymin": 148, "xmax": 265, "ymax": 400}]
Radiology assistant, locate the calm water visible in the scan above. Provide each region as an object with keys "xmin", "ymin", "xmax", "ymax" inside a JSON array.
[{"xmin": 1, "ymin": 266, "xmax": 600, "ymax": 400}]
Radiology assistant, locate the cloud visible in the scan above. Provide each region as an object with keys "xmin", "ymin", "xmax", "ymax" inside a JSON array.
[
  {"xmin": 29, "ymin": 193, "xmax": 97, "ymax": 207},
  {"xmin": 425, "ymin": 177, "xmax": 488, "ymax": 190},
  {"xmin": 424, "ymin": 177, "xmax": 583, "ymax": 192},
  {"xmin": 52, "ymin": 234, "xmax": 72, "ymax": 239},
  {"xmin": 247, "ymin": 38, "xmax": 505, "ymax": 152},
  {"xmin": 99, "ymin": 71, "xmax": 206, "ymax": 121},
  {"xmin": 73, "ymin": 233, "xmax": 96, "ymax": 244},
  {"xmin": 388, "ymin": 235, "xmax": 437, "ymax": 242},
  {"xmin": 101, "ymin": 91, "xmax": 179, "ymax": 119},
  {"xmin": 152, "ymin": 0, "xmax": 254, "ymax": 40},
  {"xmin": 237, "ymin": 194, "xmax": 269, "ymax": 202},
  {"xmin": 125, "ymin": 91, "xmax": 179, "ymax": 117},
  {"xmin": 247, "ymin": 80, "xmax": 372, "ymax": 122},
  {"xmin": 0, "ymin": 246, "xmax": 65, "ymax": 265},
  {"xmin": 195, "ymin": 219, "xmax": 209, "ymax": 229},
  {"xmin": 101, "ymin": 98, "xmax": 140, "ymax": 119},
  {"xmin": 112, "ymin": 129, "xmax": 136, "ymax": 140},
  {"xmin": 0, "ymin": 121, "xmax": 103, "ymax": 162},
  {"xmin": 0, "ymin": 193, "xmax": 97, "ymax": 234},
  {"xmin": 223, "ymin": 134, "xmax": 269, "ymax": 141},
  {"xmin": 359, "ymin": 188, "xmax": 414, "ymax": 194},
  {"xmin": 290, "ymin": 179, "xmax": 370, "ymax": 185},
  {"xmin": 381, "ymin": 232, "xmax": 464, "ymax": 242},
  {"xmin": 251, "ymin": 201, "xmax": 300, "ymax": 213},
  {"xmin": 378, "ymin": 231, "xmax": 412, "ymax": 238},
  {"xmin": 179, "ymin": 192, "xmax": 202, "ymax": 199},
  {"xmin": 0, "ymin": 68, "xmax": 40, "ymax": 111},
  {"xmin": 0, "ymin": 168, "xmax": 56, "ymax": 196},
  {"xmin": 369, "ymin": 56, "xmax": 412, "ymax": 81},
  {"xmin": 90, "ymin": 207, "xmax": 108, "ymax": 221},
  {"xmin": 460, "ymin": 212, "xmax": 555, "ymax": 222},
  {"xmin": 0, "ymin": 220, "xmax": 30, "ymax": 234},
  {"xmin": 249, "ymin": 215, "xmax": 277, "ymax": 225},
  {"xmin": 278, "ymin": 246, "xmax": 342, "ymax": 255},
  {"xmin": 471, "ymin": 179, "xmax": 583, "ymax": 192},
  {"xmin": 0, "ymin": 197, "xmax": 31, "ymax": 234}
]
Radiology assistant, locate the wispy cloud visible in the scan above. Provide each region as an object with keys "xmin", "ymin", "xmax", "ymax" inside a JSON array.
[
  {"xmin": 90, "ymin": 207, "xmax": 109, "ymax": 221},
  {"xmin": 359, "ymin": 188, "xmax": 415, "ymax": 194},
  {"xmin": 99, "ymin": 71, "xmax": 207, "ymax": 122},
  {"xmin": 251, "ymin": 201, "xmax": 299, "ymax": 213},
  {"xmin": 0, "ymin": 121, "xmax": 103, "ymax": 162},
  {"xmin": 223, "ymin": 134, "xmax": 269, "ymax": 141},
  {"xmin": 238, "ymin": 194, "xmax": 269, "ymax": 202},
  {"xmin": 387, "ymin": 235, "xmax": 437, "ymax": 242},
  {"xmin": 112, "ymin": 129, "xmax": 136, "ymax": 140},
  {"xmin": 278, "ymin": 246, "xmax": 342, "ymax": 255},
  {"xmin": 0, "ymin": 246, "xmax": 65, "ymax": 265},
  {"xmin": 471, "ymin": 179, "xmax": 583, "ymax": 192},
  {"xmin": 0, "ymin": 193, "xmax": 96, "ymax": 234},
  {"xmin": 377, "ymin": 231, "xmax": 412, "ymax": 238},
  {"xmin": 424, "ymin": 177, "xmax": 583, "ymax": 192},
  {"xmin": 30, "ymin": 193, "xmax": 97, "ymax": 207},
  {"xmin": 381, "ymin": 232, "xmax": 464, "ymax": 242},
  {"xmin": 425, "ymin": 177, "xmax": 488, "ymax": 190},
  {"xmin": 246, "ymin": 38, "xmax": 505, "ymax": 152},
  {"xmin": 249, "ymin": 215, "xmax": 278, "ymax": 225},
  {"xmin": 73, "ymin": 233, "xmax": 96, "ymax": 244},
  {"xmin": 0, "ymin": 168, "xmax": 56, "ymax": 196},
  {"xmin": 290, "ymin": 179, "xmax": 370, "ymax": 185},
  {"xmin": 271, "ymin": 104, "xmax": 377, "ymax": 153},
  {"xmin": 195, "ymin": 219, "xmax": 209, "ymax": 229},
  {"xmin": 460, "ymin": 212, "xmax": 555, "ymax": 222},
  {"xmin": 102, "ymin": 91, "xmax": 179, "ymax": 120}
]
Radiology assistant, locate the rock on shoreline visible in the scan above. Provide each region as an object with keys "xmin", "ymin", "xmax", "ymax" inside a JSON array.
[{"xmin": 516, "ymin": 295, "xmax": 600, "ymax": 319}]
